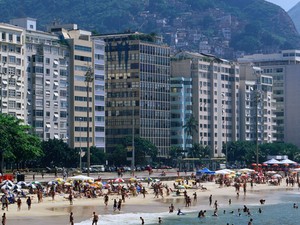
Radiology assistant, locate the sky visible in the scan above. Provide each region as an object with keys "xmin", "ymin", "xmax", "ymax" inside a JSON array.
[{"xmin": 265, "ymin": 0, "xmax": 300, "ymax": 11}]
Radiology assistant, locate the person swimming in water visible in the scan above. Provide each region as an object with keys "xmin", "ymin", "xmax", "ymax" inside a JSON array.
[{"xmin": 177, "ymin": 209, "xmax": 184, "ymax": 215}]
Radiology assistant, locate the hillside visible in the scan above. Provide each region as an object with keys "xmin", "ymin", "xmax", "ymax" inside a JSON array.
[
  {"xmin": 0, "ymin": 0, "xmax": 299, "ymax": 58},
  {"xmin": 288, "ymin": 2, "xmax": 300, "ymax": 34}
]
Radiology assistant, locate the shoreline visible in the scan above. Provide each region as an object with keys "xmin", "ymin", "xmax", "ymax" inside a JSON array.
[{"xmin": 3, "ymin": 178, "xmax": 300, "ymax": 224}]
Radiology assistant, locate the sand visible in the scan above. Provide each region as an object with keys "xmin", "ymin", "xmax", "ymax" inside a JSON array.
[{"xmin": 3, "ymin": 172, "xmax": 299, "ymax": 225}]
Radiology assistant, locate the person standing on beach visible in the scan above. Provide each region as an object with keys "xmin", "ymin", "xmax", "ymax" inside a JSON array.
[
  {"xmin": 104, "ymin": 194, "xmax": 109, "ymax": 206},
  {"xmin": 69, "ymin": 193, "xmax": 73, "ymax": 205},
  {"xmin": 26, "ymin": 196, "xmax": 32, "ymax": 210},
  {"xmin": 209, "ymin": 195, "xmax": 212, "ymax": 206},
  {"xmin": 17, "ymin": 197, "xmax": 22, "ymax": 211},
  {"xmin": 70, "ymin": 212, "xmax": 74, "ymax": 225},
  {"xmin": 117, "ymin": 199, "xmax": 122, "ymax": 211},
  {"xmin": 92, "ymin": 212, "xmax": 99, "ymax": 225},
  {"xmin": 2, "ymin": 213, "xmax": 5, "ymax": 225}
]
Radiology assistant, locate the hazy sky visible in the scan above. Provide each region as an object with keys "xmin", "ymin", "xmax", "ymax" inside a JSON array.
[{"xmin": 265, "ymin": 0, "xmax": 299, "ymax": 11}]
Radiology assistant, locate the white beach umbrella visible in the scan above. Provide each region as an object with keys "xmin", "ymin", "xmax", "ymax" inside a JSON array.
[
  {"xmin": 68, "ymin": 175, "xmax": 94, "ymax": 182},
  {"xmin": 1, "ymin": 184, "xmax": 12, "ymax": 190},
  {"xmin": 17, "ymin": 181, "xmax": 27, "ymax": 186},
  {"xmin": 1, "ymin": 180, "xmax": 13, "ymax": 187}
]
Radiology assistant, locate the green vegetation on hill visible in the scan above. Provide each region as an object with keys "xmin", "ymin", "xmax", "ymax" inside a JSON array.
[{"xmin": 0, "ymin": 0, "xmax": 298, "ymax": 55}]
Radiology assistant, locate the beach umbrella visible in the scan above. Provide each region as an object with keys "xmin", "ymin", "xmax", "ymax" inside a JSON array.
[
  {"xmin": 1, "ymin": 184, "xmax": 12, "ymax": 190},
  {"xmin": 31, "ymin": 181, "xmax": 41, "ymax": 185},
  {"xmin": 17, "ymin": 181, "xmax": 27, "ymax": 186},
  {"xmin": 1, "ymin": 180, "xmax": 13, "ymax": 187},
  {"xmin": 27, "ymin": 184, "xmax": 37, "ymax": 189},
  {"xmin": 129, "ymin": 177, "xmax": 137, "ymax": 182},
  {"xmin": 152, "ymin": 179, "xmax": 160, "ymax": 183},
  {"xmin": 239, "ymin": 168, "xmax": 255, "ymax": 173},
  {"xmin": 90, "ymin": 183, "xmax": 100, "ymax": 188},
  {"xmin": 175, "ymin": 178, "xmax": 183, "ymax": 182},
  {"xmin": 266, "ymin": 171, "xmax": 276, "ymax": 174},
  {"xmin": 64, "ymin": 182, "xmax": 72, "ymax": 186},
  {"xmin": 183, "ymin": 184, "xmax": 192, "ymax": 189},
  {"xmin": 114, "ymin": 178, "xmax": 124, "ymax": 183},
  {"xmin": 104, "ymin": 183, "xmax": 111, "ymax": 189},
  {"xmin": 12, "ymin": 184, "xmax": 21, "ymax": 190},
  {"xmin": 48, "ymin": 181, "xmax": 57, "ymax": 186},
  {"xmin": 176, "ymin": 185, "xmax": 185, "ymax": 189},
  {"xmin": 68, "ymin": 175, "xmax": 94, "ymax": 182},
  {"xmin": 144, "ymin": 177, "xmax": 152, "ymax": 182}
]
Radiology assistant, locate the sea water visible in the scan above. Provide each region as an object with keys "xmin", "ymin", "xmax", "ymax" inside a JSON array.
[{"xmin": 75, "ymin": 191, "xmax": 300, "ymax": 225}]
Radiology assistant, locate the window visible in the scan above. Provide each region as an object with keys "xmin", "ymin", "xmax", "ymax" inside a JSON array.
[
  {"xmin": 75, "ymin": 45, "xmax": 92, "ymax": 52},
  {"xmin": 75, "ymin": 55, "xmax": 92, "ymax": 62}
]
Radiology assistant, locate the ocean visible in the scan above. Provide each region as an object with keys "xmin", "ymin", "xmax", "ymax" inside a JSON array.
[{"xmin": 75, "ymin": 191, "xmax": 300, "ymax": 225}]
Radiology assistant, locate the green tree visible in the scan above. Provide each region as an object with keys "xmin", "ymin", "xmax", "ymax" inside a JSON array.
[
  {"xmin": 123, "ymin": 136, "xmax": 158, "ymax": 165},
  {"xmin": 40, "ymin": 138, "xmax": 77, "ymax": 168},
  {"xmin": 183, "ymin": 115, "xmax": 198, "ymax": 156},
  {"xmin": 89, "ymin": 146, "xmax": 107, "ymax": 165},
  {"xmin": 107, "ymin": 144, "xmax": 128, "ymax": 166},
  {"xmin": 0, "ymin": 114, "xmax": 42, "ymax": 172}
]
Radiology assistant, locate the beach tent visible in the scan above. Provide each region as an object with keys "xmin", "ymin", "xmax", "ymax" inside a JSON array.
[
  {"xmin": 279, "ymin": 159, "xmax": 297, "ymax": 165},
  {"xmin": 196, "ymin": 168, "xmax": 215, "ymax": 175},
  {"xmin": 263, "ymin": 158, "xmax": 280, "ymax": 164},
  {"xmin": 68, "ymin": 175, "xmax": 94, "ymax": 182}
]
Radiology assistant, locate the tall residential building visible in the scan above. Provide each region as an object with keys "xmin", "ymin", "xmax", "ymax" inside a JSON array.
[
  {"xmin": 48, "ymin": 24, "xmax": 96, "ymax": 151},
  {"xmin": 239, "ymin": 64, "xmax": 276, "ymax": 143},
  {"xmin": 170, "ymin": 76, "xmax": 192, "ymax": 151},
  {"xmin": 91, "ymin": 37, "xmax": 105, "ymax": 151},
  {"xmin": 238, "ymin": 50, "xmax": 300, "ymax": 147},
  {"xmin": 0, "ymin": 23, "xmax": 27, "ymax": 121},
  {"xmin": 171, "ymin": 51, "xmax": 240, "ymax": 159},
  {"xmin": 98, "ymin": 32, "xmax": 171, "ymax": 158},
  {"xmin": 10, "ymin": 18, "xmax": 69, "ymax": 140}
]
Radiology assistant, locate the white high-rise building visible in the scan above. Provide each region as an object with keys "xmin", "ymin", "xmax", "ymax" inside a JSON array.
[
  {"xmin": 0, "ymin": 23, "xmax": 27, "ymax": 121},
  {"xmin": 239, "ymin": 50, "xmax": 300, "ymax": 147},
  {"xmin": 239, "ymin": 63, "xmax": 276, "ymax": 143},
  {"xmin": 171, "ymin": 51, "xmax": 240, "ymax": 161},
  {"xmin": 10, "ymin": 18, "xmax": 69, "ymax": 141}
]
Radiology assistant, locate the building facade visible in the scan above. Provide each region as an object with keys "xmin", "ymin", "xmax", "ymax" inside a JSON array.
[
  {"xmin": 48, "ymin": 24, "xmax": 95, "ymax": 151},
  {"xmin": 171, "ymin": 51, "xmax": 240, "ymax": 159},
  {"xmin": 99, "ymin": 32, "xmax": 171, "ymax": 158},
  {"xmin": 10, "ymin": 18, "xmax": 70, "ymax": 140},
  {"xmin": 239, "ymin": 50, "xmax": 300, "ymax": 147},
  {"xmin": 0, "ymin": 23, "xmax": 27, "ymax": 121},
  {"xmin": 170, "ymin": 76, "xmax": 192, "ymax": 151},
  {"xmin": 239, "ymin": 63, "xmax": 276, "ymax": 143}
]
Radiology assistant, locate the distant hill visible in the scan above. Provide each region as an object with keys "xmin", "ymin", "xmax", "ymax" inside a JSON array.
[
  {"xmin": 0, "ymin": 0, "xmax": 299, "ymax": 58},
  {"xmin": 288, "ymin": 2, "xmax": 300, "ymax": 34}
]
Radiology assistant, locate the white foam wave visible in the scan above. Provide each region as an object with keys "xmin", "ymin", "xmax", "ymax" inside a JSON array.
[{"xmin": 75, "ymin": 211, "xmax": 173, "ymax": 225}]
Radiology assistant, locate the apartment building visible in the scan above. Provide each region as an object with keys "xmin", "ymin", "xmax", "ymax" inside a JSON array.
[
  {"xmin": 98, "ymin": 32, "xmax": 171, "ymax": 158},
  {"xmin": 48, "ymin": 23, "xmax": 95, "ymax": 150},
  {"xmin": 171, "ymin": 51, "xmax": 240, "ymax": 159},
  {"xmin": 10, "ymin": 18, "xmax": 69, "ymax": 140},
  {"xmin": 239, "ymin": 63, "xmax": 276, "ymax": 143},
  {"xmin": 238, "ymin": 50, "xmax": 300, "ymax": 147},
  {"xmin": 0, "ymin": 22, "xmax": 27, "ymax": 121}
]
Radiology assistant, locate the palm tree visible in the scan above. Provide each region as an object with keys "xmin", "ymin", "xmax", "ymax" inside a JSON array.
[{"xmin": 183, "ymin": 115, "xmax": 198, "ymax": 154}]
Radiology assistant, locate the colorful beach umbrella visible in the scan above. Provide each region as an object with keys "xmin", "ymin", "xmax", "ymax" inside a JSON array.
[{"xmin": 114, "ymin": 178, "xmax": 124, "ymax": 183}]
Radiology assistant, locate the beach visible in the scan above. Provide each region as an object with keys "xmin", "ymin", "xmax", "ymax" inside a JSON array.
[{"xmin": 3, "ymin": 170, "xmax": 300, "ymax": 224}]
